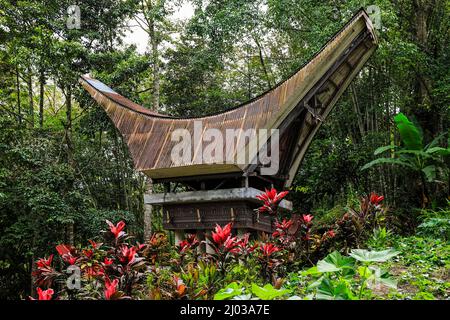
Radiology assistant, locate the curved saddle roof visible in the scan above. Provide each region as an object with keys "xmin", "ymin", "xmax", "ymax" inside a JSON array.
[{"xmin": 80, "ymin": 9, "xmax": 377, "ymax": 185}]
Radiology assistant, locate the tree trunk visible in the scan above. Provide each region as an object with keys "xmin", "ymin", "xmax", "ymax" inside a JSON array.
[
  {"xmin": 412, "ymin": 0, "xmax": 434, "ymax": 133},
  {"xmin": 141, "ymin": 0, "xmax": 160, "ymax": 239},
  {"xmin": 65, "ymin": 86, "xmax": 75, "ymax": 245},
  {"xmin": 143, "ymin": 177, "xmax": 153, "ymax": 240},
  {"xmin": 39, "ymin": 70, "xmax": 45, "ymax": 128},
  {"xmin": 148, "ymin": 2, "xmax": 160, "ymax": 111},
  {"xmin": 65, "ymin": 87, "xmax": 74, "ymax": 166},
  {"xmin": 350, "ymin": 83, "xmax": 364, "ymax": 139},
  {"xmin": 27, "ymin": 67, "xmax": 34, "ymax": 128},
  {"xmin": 254, "ymin": 37, "xmax": 272, "ymax": 89},
  {"xmin": 247, "ymin": 45, "xmax": 252, "ymax": 99},
  {"xmin": 30, "ymin": 230, "xmax": 37, "ymax": 297},
  {"xmin": 16, "ymin": 65, "xmax": 22, "ymax": 125}
]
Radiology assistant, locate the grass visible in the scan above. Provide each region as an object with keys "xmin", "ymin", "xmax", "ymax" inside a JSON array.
[{"xmin": 382, "ymin": 236, "xmax": 450, "ymax": 300}]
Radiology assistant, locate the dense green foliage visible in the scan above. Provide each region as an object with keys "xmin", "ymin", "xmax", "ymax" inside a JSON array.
[
  {"xmin": 0, "ymin": 0, "xmax": 449, "ymax": 299},
  {"xmin": 29, "ymin": 200, "xmax": 449, "ymax": 300}
]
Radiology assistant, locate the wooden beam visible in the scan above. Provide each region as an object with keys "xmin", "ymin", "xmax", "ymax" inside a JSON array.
[{"xmin": 144, "ymin": 187, "xmax": 293, "ymax": 210}]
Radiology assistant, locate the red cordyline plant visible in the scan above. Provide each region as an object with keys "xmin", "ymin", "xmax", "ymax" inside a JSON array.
[
  {"xmin": 104, "ymin": 277, "xmax": 122, "ymax": 300},
  {"xmin": 178, "ymin": 234, "xmax": 199, "ymax": 254},
  {"xmin": 369, "ymin": 192, "xmax": 384, "ymax": 206},
  {"xmin": 257, "ymin": 242, "xmax": 282, "ymax": 281},
  {"xmin": 106, "ymin": 220, "xmax": 126, "ymax": 240},
  {"xmin": 33, "ymin": 254, "xmax": 61, "ymax": 288},
  {"xmin": 31, "ymin": 219, "xmax": 147, "ymax": 300},
  {"xmin": 204, "ymin": 222, "xmax": 259, "ymax": 274},
  {"xmin": 255, "ymin": 187, "xmax": 338, "ymax": 267},
  {"xmin": 255, "ymin": 188, "xmax": 289, "ymax": 214},
  {"xmin": 29, "ymin": 287, "xmax": 55, "ymax": 300},
  {"xmin": 142, "ymin": 232, "xmax": 173, "ymax": 266},
  {"xmin": 173, "ymin": 275, "xmax": 186, "ymax": 298},
  {"xmin": 207, "ymin": 222, "xmax": 239, "ymax": 273},
  {"xmin": 287, "ymin": 213, "xmax": 338, "ymax": 264},
  {"xmin": 235, "ymin": 233, "xmax": 258, "ymax": 256},
  {"xmin": 332, "ymin": 192, "xmax": 387, "ymax": 249},
  {"xmin": 272, "ymin": 218, "xmax": 294, "ymax": 248}
]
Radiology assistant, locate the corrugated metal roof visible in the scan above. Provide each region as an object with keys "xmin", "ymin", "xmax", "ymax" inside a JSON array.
[{"xmin": 80, "ymin": 9, "xmax": 377, "ymax": 181}]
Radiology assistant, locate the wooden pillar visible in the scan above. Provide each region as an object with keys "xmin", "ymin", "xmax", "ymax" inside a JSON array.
[
  {"xmin": 205, "ymin": 234, "xmax": 215, "ymax": 254},
  {"xmin": 256, "ymin": 230, "xmax": 264, "ymax": 240},
  {"xmin": 174, "ymin": 230, "xmax": 185, "ymax": 245},
  {"xmin": 196, "ymin": 230, "xmax": 206, "ymax": 254},
  {"xmin": 143, "ymin": 178, "xmax": 153, "ymax": 240}
]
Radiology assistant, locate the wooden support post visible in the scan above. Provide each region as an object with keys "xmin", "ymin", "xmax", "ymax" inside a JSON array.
[
  {"xmin": 196, "ymin": 230, "xmax": 206, "ymax": 254},
  {"xmin": 230, "ymin": 208, "xmax": 235, "ymax": 222},
  {"xmin": 174, "ymin": 230, "xmax": 185, "ymax": 245},
  {"xmin": 143, "ymin": 178, "xmax": 153, "ymax": 240},
  {"xmin": 205, "ymin": 235, "xmax": 215, "ymax": 254}
]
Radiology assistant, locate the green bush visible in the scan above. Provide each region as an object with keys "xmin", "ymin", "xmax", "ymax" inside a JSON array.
[{"xmin": 417, "ymin": 206, "xmax": 450, "ymax": 240}]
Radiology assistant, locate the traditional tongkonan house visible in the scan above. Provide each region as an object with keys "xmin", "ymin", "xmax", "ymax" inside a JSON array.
[{"xmin": 80, "ymin": 9, "xmax": 378, "ymax": 248}]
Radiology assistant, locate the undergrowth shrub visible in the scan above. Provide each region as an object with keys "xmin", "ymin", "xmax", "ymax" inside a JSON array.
[
  {"xmin": 417, "ymin": 205, "xmax": 450, "ymax": 240},
  {"xmin": 29, "ymin": 188, "xmax": 393, "ymax": 300}
]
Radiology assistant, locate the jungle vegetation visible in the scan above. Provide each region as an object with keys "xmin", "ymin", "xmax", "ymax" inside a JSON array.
[{"xmin": 0, "ymin": 0, "xmax": 449, "ymax": 299}]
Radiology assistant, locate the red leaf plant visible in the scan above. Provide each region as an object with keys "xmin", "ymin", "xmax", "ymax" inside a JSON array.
[
  {"xmin": 118, "ymin": 245, "xmax": 138, "ymax": 266},
  {"xmin": 260, "ymin": 243, "xmax": 280, "ymax": 257},
  {"xmin": 36, "ymin": 254, "xmax": 53, "ymax": 268},
  {"xmin": 256, "ymin": 188, "xmax": 289, "ymax": 214},
  {"xmin": 56, "ymin": 244, "xmax": 78, "ymax": 265},
  {"xmin": 83, "ymin": 249, "xmax": 94, "ymax": 259},
  {"xmin": 369, "ymin": 192, "xmax": 384, "ymax": 206},
  {"xmin": 299, "ymin": 214, "xmax": 314, "ymax": 241},
  {"xmin": 257, "ymin": 243, "xmax": 282, "ymax": 282},
  {"xmin": 63, "ymin": 254, "xmax": 78, "ymax": 265},
  {"xmin": 32, "ymin": 219, "xmax": 146, "ymax": 299},
  {"xmin": 104, "ymin": 277, "xmax": 123, "ymax": 300},
  {"xmin": 178, "ymin": 234, "xmax": 199, "ymax": 254},
  {"xmin": 173, "ymin": 275, "xmax": 186, "ymax": 298},
  {"xmin": 84, "ymin": 264, "xmax": 105, "ymax": 280},
  {"xmin": 208, "ymin": 222, "xmax": 255, "ymax": 273},
  {"xmin": 321, "ymin": 229, "xmax": 336, "ymax": 241},
  {"xmin": 88, "ymin": 239, "xmax": 103, "ymax": 250},
  {"xmin": 302, "ymin": 214, "xmax": 314, "ymax": 225},
  {"xmin": 33, "ymin": 254, "xmax": 60, "ymax": 287},
  {"xmin": 329, "ymin": 192, "xmax": 387, "ymax": 249},
  {"xmin": 211, "ymin": 222, "xmax": 233, "ymax": 247},
  {"xmin": 236, "ymin": 233, "xmax": 258, "ymax": 255},
  {"xmin": 272, "ymin": 218, "xmax": 294, "ymax": 242},
  {"xmin": 106, "ymin": 220, "xmax": 126, "ymax": 239},
  {"xmin": 29, "ymin": 287, "xmax": 54, "ymax": 300},
  {"xmin": 103, "ymin": 257, "xmax": 114, "ymax": 266},
  {"xmin": 210, "ymin": 223, "xmax": 241, "ymax": 255}
]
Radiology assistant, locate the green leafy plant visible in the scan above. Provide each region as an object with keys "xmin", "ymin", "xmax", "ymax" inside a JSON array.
[
  {"xmin": 250, "ymin": 283, "xmax": 290, "ymax": 300},
  {"xmin": 418, "ymin": 218, "xmax": 450, "ymax": 240},
  {"xmin": 304, "ymin": 249, "xmax": 399, "ymax": 300},
  {"xmin": 349, "ymin": 248, "xmax": 400, "ymax": 263},
  {"xmin": 213, "ymin": 282, "xmax": 244, "ymax": 300},
  {"xmin": 350, "ymin": 248, "xmax": 400, "ymax": 298},
  {"xmin": 214, "ymin": 282, "xmax": 290, "ymax": 300},
  {"xmin": 362, "ymin": 113, "xmax": 450, "ymax": 206},
  {"xmin": 367, "ymin": 227, "xmax": 393, "ymax": 249},
  {"xmin": 417, "ymin": 206, "xmax": 450, "ymax": 240}
]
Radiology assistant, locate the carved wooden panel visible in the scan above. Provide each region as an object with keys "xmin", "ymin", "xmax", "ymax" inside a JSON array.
[{"xmin": 162, "ymin": 200, "xmax": 274, "ymax": 233}]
